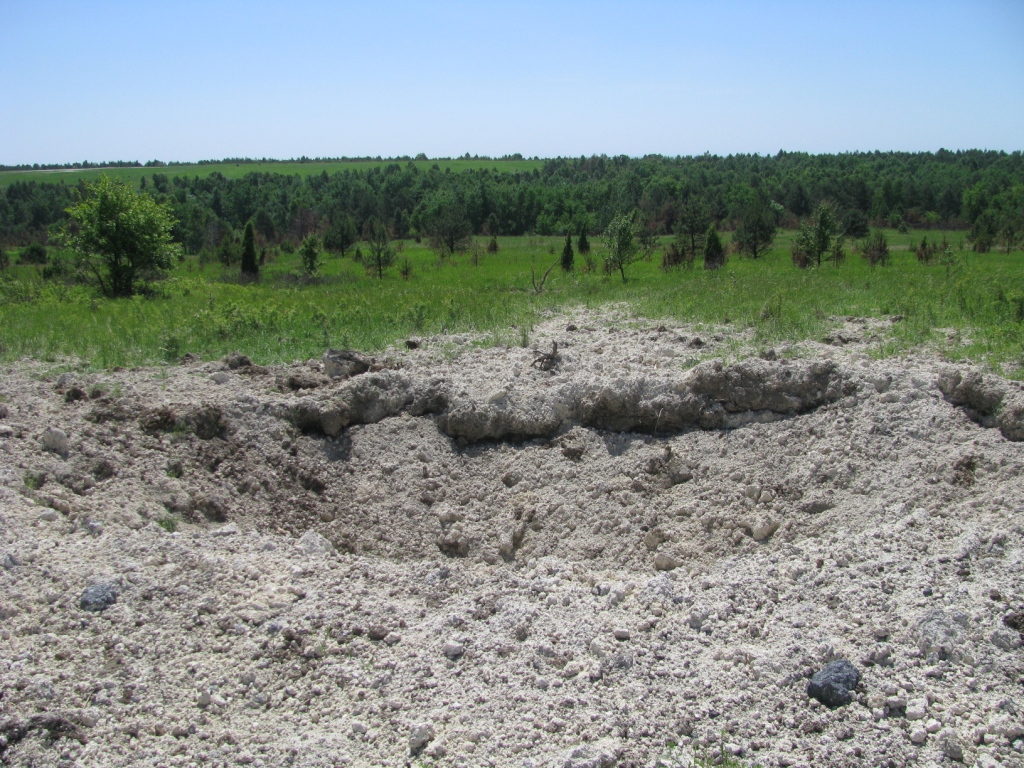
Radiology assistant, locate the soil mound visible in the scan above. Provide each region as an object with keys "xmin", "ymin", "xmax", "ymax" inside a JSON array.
[{"xmin": 0, "ymin": 311, "xmax": 1021, "ymax": 767}]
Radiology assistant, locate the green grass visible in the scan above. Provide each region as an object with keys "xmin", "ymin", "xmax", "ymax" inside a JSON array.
[
  {"xmin": 0, "ymin": 158, "xmax": 545, "ymax": 188},
  {"xmin": 1, "ymin": 230, "xmax": 1022, "ymax": 376}
]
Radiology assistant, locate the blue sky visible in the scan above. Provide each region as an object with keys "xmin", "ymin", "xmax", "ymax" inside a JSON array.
[{"xmin": 2, "ymin": 0, "xmax": 1022, "ymax": 163}]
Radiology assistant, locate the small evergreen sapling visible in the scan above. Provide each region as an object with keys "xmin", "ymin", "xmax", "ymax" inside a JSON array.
[
  {"xmin": 703, "ymin": 225, "xmax": 726, "ymax": 270},
  {"xmin": 300, "ymin": 235, "xmax": 322, "ymax": 276},
  {"xmin": 561, "ymin": 233, "xmax": 574, "ymax": 272},
  {"xmin": 577, "ymin": 228, "xmax": 590, "ymax": 255},
  {"xmin": 240, "ymin": 221, "xmax": 259, "ymax": 280}
]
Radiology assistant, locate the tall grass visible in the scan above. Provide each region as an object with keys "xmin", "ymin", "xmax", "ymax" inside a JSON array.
[{"xmin": 1, "ymin": 231, "xmax": 1021, "ymax": 376}]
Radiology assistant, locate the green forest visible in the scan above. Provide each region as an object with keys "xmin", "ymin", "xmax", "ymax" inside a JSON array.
[{"xmin": 2, "ymin": 150, "xmax": 1022, "ymax": 254}]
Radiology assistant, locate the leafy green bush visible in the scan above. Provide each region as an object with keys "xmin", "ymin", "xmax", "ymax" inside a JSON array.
[{"xmin": 20, "ymin": 242, "xmax": 48, "ymax": 265}]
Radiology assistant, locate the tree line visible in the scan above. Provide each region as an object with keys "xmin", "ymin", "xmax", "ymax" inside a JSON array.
[{"xmin": 1, "ymin": 150, "xmax": 1022, "ymax": 256}]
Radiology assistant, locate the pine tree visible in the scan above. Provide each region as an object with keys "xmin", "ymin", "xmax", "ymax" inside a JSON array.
[
  {"xmin": 240, "ymin": 221, "xmax": 259, "ymax": 280},
  {"xmin": 577, "ymin": 228, "xmax": 590, "ymax": 255},
  {"xmin": 300, "ymin": 235, "xmax": 322, "ymax": 276},
  {"xmin": 561, "ymin": 233, "xmax": 574, "ymax": 272},
  {"xmin": 734, "ymin": 191, "xmax": 779, "ymax": 260},
  {"xmin": 679, "ymin": 196, "xmax": 711, "ymax": 264},
  {"xmin": 364, "ymin": 216, "xmax": 395, "ymax": 279},
  {"xmin": 703, "ymin": 225, "xmax": 726, "ymax": 270}
]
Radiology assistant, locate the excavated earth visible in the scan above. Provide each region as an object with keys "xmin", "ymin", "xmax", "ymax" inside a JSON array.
[{"xmin": 1, "ymin": 309, "xmax": 1023, "ymax": 768}]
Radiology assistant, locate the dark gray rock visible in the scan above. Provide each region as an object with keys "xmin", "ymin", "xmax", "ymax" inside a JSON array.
[
  {"xmin": 807, "ymin": 659, "xmax": 860, "ymax": 707},
  {"xmin": 79, "ymin": 583, "xmax": 118, "ymax": 613},
  {"xmin": 322, "ymin": 349, "xmax": 372, "ymax": 379}
]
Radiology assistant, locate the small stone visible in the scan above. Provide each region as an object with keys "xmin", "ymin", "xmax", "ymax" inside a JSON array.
[
  {"xmin": 989, "ymin": 713, "xmax": 1024, "ymax": 741},
  {"xmin": 296, "ymin": 530, "xmax": 335, "ymax": 556},
  {"xmin": 37, "ymin": 509, "xmax": 59, "ymax": 522},
  {"xmin": 910, "ymin": 727, "xmax": 927, "ymax": 744},
  {"xmin": 197, "ymin": 690, "xmax": 212, "ymax": 709},
  {"xmin": 409, "ymin": 722, "xmax": 435, "ymax": 753},
  {"xmin": 222, "ymin": 352, "xmax": 252, "ymax": 369},
  {"xmin": 937, "ymin": 728, "xmax": 963, "ymax": 761},
  {"xmin": 906, "ymin": 697, "xmax": 928, "ymax": 721},
  {"xmin": 351, "ymin": 721, "xmax": 367, "ymax": 735},
  {"xmin": 383, "ymin": 632, "xmax": 402, "ymax": 646},
  {"xmin": 807, "ymin": 659, "xmax": 860, "ymax": 708},
  {"xmin": 612, "ymin": 628, "xmax": 630, "ymax": 641},
  {"xmin": 751, "ymin": 516, "xmax": 779, "ymax": 542},
  {"xmin": 442, "ymin": 640, "xmax": 464, "ymax": 660},
  {"xmin": 424, "ymin": 741, "xmax": 447, "ymax": 758},
  {"xmin": 653, "ymin": 552, "xmax": 678, "ymax": 571},
  {"xmin": 211, "ymin": 523, "xmax": 239, "ymax": 537},
  {"xmin": 991, "ymin": 628, "xmax": 1022, "ymax": 651},
  {"xmin": 41, "ymin": 427, "xmax": 69, "ymax": 457},
  {"xmin": 323, "ymin": 349, "xmax": 371, "ymax": 379},
  {"xmin": 210, "ymin": 372, "xmax": 230, "ymax": 384},
  {"xmin": 915, "ymin": 609, "xmax": 964, "ymax": 661},
  {"xmin": 79, "ymin": 583, "xmax": 118, "ymax": 612},
  {"xmin": 925, "ymin": 719, "xmax": 942, "ymax": 734},
  {"xmin": 367, "ymin": 625, "xmax": 389, "ymax": 641}
]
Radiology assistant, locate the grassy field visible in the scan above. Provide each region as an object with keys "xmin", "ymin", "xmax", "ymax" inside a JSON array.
[
  {"xmin": 1, "ymin": 229, "xmax": 1022, "ymax": 376},
  {"xmin": 0, "ymin": 158, "xmax": 545, "ymax": 188}
]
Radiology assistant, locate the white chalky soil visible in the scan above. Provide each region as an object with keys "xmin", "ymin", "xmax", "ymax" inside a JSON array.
[{"xmin": 0, "ymin": 310, "xmax": 1022, "ymax": 767}]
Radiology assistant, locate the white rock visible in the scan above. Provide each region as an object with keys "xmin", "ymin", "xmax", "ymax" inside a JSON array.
[
  {"xmin": 607, "ymin": 584, "xmax": 628, "ymax": 607},
  {"xmin": 910, "ymin": 727, "xmax": 927, "ymax": 744},
  {"xmin": 442, "ymin": 640, "xmax": 464, "ymax": 660},
  {"xmin": 296, "ymin": 530, "xmax": 335, "ymax": 556},
  {"xmin": 925, "ymin": 719, "xmax": 942, "ymax": 734},
  {"xmin": 937, "ymin": 728, "xmax": 963, "ymax": 761},
  {"xmin": 653, "ymin": 552, "xmax": 678, "ymax": 571},
  {"xmin": 37, "ymin": 509, "xmax": 58, "ymax": 522},
  {"xmin": 41, "ymin": 427, "xmax": 69, "ymax": 456},
  {"xmin": 906, "ymin": 697, "xmax": 928, "ymax": 721},
  {"xmin": 751, "ymin": 516, "xmax": 779, "ymax": 542},
  {"xmin": 409, "ymin": 722, "xmax": 435, "ymax": 752},
  {"xmin": 989, "ymin": 714, "xmax": 1024, "ymax": 741},
  {"xmin": 991, "ymin": 628, "xmax": 1022, "ymax": 651}
]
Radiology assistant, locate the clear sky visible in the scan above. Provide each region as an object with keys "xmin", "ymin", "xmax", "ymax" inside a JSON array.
[{"xmin": 2, "ymin": 0, "xmax": 1022, "ymax": 164}]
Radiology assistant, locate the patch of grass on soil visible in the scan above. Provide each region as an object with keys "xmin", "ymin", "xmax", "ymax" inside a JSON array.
[{"xmin": 1, "ymin": 231, "xmax": 1021, "ymax": 376}]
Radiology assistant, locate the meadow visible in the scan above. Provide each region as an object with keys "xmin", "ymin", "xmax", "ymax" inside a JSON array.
[
  {"xmin": 0, "ymin": 158, "xmax": 545, "ymax": 189},
  {"xmin": 1, "ymin": 229, "xmax": 1022, "ymax": 376}
]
